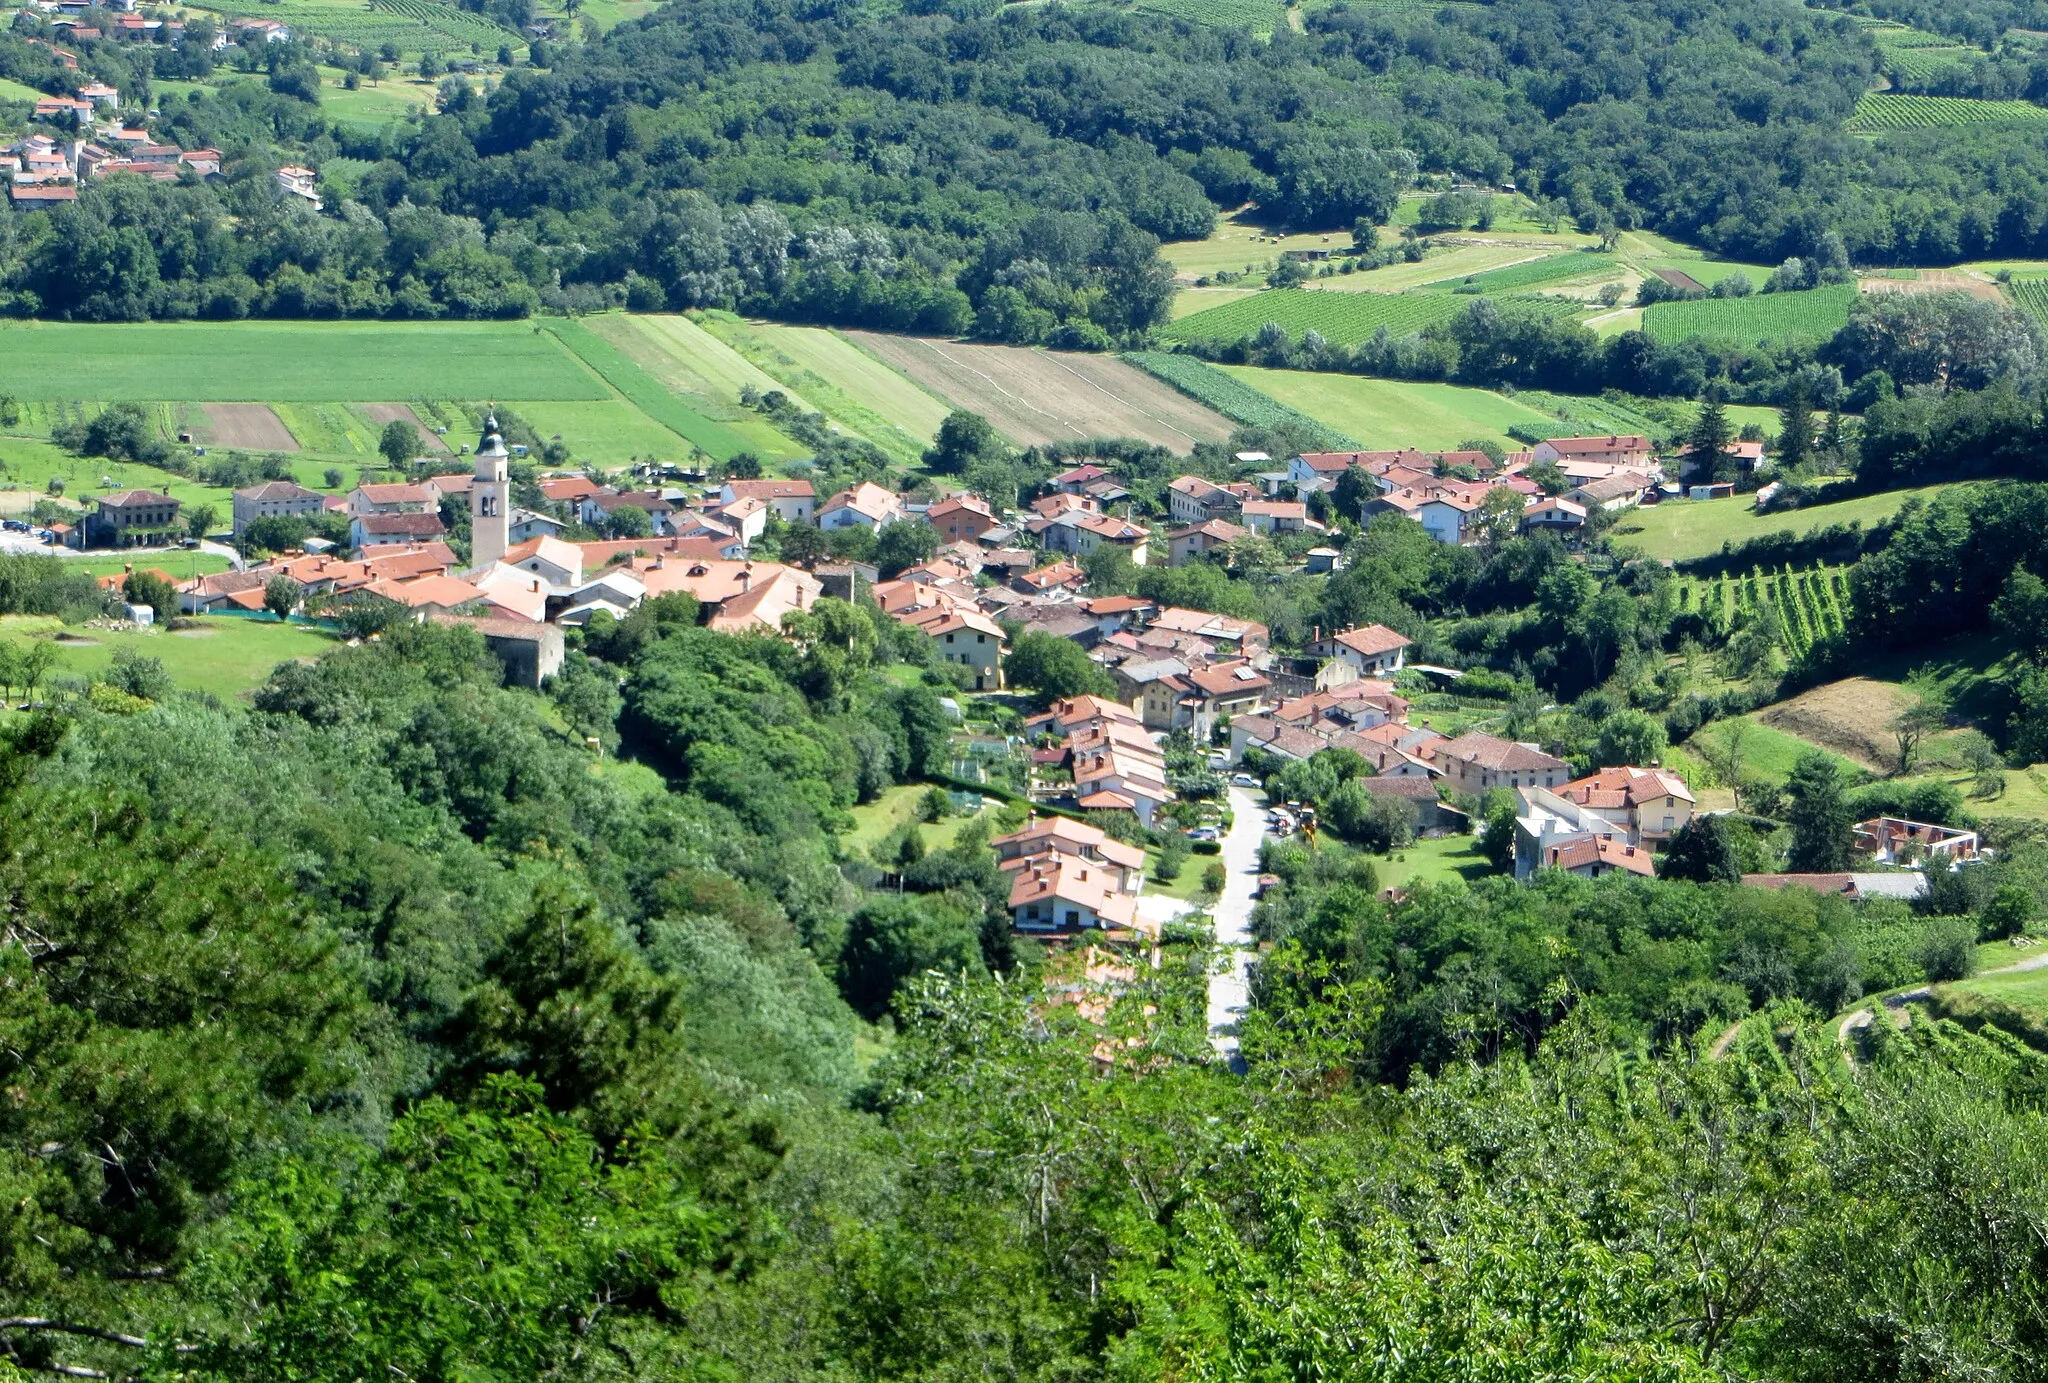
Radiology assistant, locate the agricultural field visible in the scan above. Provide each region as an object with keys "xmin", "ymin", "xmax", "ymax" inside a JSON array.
[
  {"xmin": 574, "ymin": 314, "xmax": 807, "ymax": 463},
  {"xmin": 1609, "ymin": 484, "xmax": 1951, "ymax": 564},
  {"xmin": 1680, "ymin": 564, "xmax": 1852, "ymax": 666},
  {"xmin": 0, "ymin": 76, "xmax": 48, "ymax": 103},
  {"xmin": 318, "ymin": 70, "xmax": 434, "ymax": 128},
  {"xmin": 1170, "ymin": 286, "xmax": 1263, "ymax": 319},
  {"xmin": 1164, "ymin": 288, "xmax": 1470, "ymax": 346},
  {"xmin": 693, "ymin": 316, "xmax": 952, "ymax": 464},
  {"xmin": 2005, "ymin": 275, "xmax": 2048, "ymax": 326},
  {"xmin": 1213, "ymin": 367, "xmax": 1566, "ymax": 449},
  {"xmin": 1134, "ymin": 0, "xmax": 1286, "ymax": 34},
  {"xmin": 1847, "ymin": 92, "xmax": 2048, "ymax": 131},
  {"xmin": 1123, "ymin": 353, "xmax": 1360, "ymax": 449},
  {"xmin": 1421, "ymin": 252, "xmax": 1619, "ymax": 295},
  {"xmin": 0, "ymin": 322, "xmax": 606, "ymax": 401},
  {"xmin": 1319, "ymin": 244, "xmax": 1557, "ymax": 294},
  {"xmin": 1687, "ymin": 714, "xmax": 1863, "ymax": 787},
  {"xmin": 538, "ymin": 320, "xmax": 771, "ymax": 462},
  {"xmin": 500, "ymin": 401, "xmax": 700, "ymax": 467},
  {"xmin": 185, "ymin": 0, "xmax": 517, "ymax": 54},
  {"xmin": 1641, "ymin": 284, "xmax": 1858, "ymax": 346},
  {"xmin": 1515, "ymin": 390, "xmax": 1663, "ymax": 441},
  {"xmin": 843, "ymin": 333, "xmax": 1234, "ymax": 452}
]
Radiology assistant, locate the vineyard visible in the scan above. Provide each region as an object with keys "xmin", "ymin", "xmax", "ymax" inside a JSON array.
[
  {"xmin": 1680, "ymin": 563, "xmax": 1850, "ymax": 660},
  {"xmin": 1516, "ymin": 389, "xmax": 1663, "ymax": 442},
  {"xmin": 1163, "ymin": 288, "xmax": 1469, "ymax": 346},
  {"xmin": 1847, "ymin": 93, "xmax": 2048, "ymax": 131},
  {"xmin": 2005, "ymin": 275, "xmax": 2048, "ymax": 327},
  {"xmin": 1641, "ymin": 284, "xmax": 1856, "ymax": 347},
  {"xmin": 193, "ymin": 0, "xmax": 514, "ymax": 52},
  {"xmin": 1133, "ymin": 0, "xmax": 1286, "ymax": 32},
  {"xmin": 1426, "ymin": 252, "xmax": 1618, "ymax": 296},
  {"xmin": 1123, "ymin": 352, "xmax": 1360, "ymax": 448}
]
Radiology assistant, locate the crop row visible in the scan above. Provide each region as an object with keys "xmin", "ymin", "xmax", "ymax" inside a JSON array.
[
  {"xmin": 2005, "ymin": 276, "xmax": 2048, "ymax": 326},
  {"xmin": 1163, "ymin": 288, "xmax": 1470, "ymax": 347},
  {"xmin": 1134, "ymin": 0, "xmax": 1286, "ymax": 32},
  {"xmin": 1848, "ymin": 92, "xmax": 2048, "ymax": 130},
  {"xmin": 1682, "ymin": 564, "xmax": 1848, "ymax": 658},
  {"xmin": 1426, "ymin": 252, "xmax": 1617, "ymax": 296},
  {"xmin": 1517, "ymin": 389, "xmax": 1658, "ymax": 439},
  {"xmin": 370, "ymin": 0, "xmax": 516, "ymax": 42},
  {"xmin": 1122, "ymin": 351, "xmax": 1360, "ymax": 449},
  {"xmin": 1871, "ymin": 25, "xmax": 1969, "ymax": 48},
  {"xmin": 1641, "ymin": 284, "xmax": 1856, "ymax": 348}
]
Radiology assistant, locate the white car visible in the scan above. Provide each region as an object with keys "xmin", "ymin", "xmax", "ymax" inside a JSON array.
[{"xmin": 1231, "ymin": 773, "xmax": 1259, "ymax": 788}]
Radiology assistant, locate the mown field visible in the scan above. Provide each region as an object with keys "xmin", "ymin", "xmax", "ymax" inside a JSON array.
[
  {"xmin": 1421, "ymin": 252, "xmax": 1618, "ymax": 295},
  {"xmin": 0, "ymin": 615, "xmax": 338, "ymax": 698},
  {"xmin": 1609, "ymin": 484, "xmax": 1952, "ymax": 563},
  {"xmin": 1214, "ymin": 367, "xmax": 1564, "ymax": 448},
  {"xmin": 1124, "ymin": 353, "xmax": 1360, "ymax": 449}
]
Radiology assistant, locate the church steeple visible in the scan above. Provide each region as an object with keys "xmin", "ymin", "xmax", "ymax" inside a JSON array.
[{"xmin": 471, "ymin": 406, "xmax": 511, "ymax": 568}]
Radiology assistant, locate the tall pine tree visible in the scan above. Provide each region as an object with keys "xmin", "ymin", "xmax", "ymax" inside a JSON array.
[
  {"xmin": 1683, "ymin": 393, "xmax": 1734, "ymax": 483},
  {"xmin": 1776, "ymin": 379, "xmax": 1814, "ymax": 472}
]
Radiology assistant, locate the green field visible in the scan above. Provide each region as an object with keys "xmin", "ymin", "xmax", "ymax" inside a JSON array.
[
  {"xmin": 1166, "ymin": 289, "xmax": 1470, "ymax": 345},
  {"xmin": 0, "ymin": 616, "xmax": 338, "ymax": 699},
  {"xmin": 1320, "ymin": 244, "xmax": 1572, "ymax": 294},
  {"xmin": 318, "ymin": 71, "xmax": 434, "ymax": 127},
  {"xmin": 1423, "ymin": 252, "xmax": 1618, "ymax": 295},
  {"xmin": 1378, "ymin": 833, "xmax": 1494, "ymax": 889},
  {"xmin": 1215, "ymin": 367, "xmax": 1566, "ymax": 449},
  {"xmin": 1642, "ymin": 285, "xmax": 1858, "ymax": 346},
  {"xmin": 57, "ymin": 553, "xmax": 235, "ymax": 579},
  {"xmin": 0, "ymin": 76, "xmax": 47, "ymax": 103},
  {"xmin": 184, "ymin": 0, "xmax": 516, "ymax": 54},
  {"xmin": 1134, "ymin": 0, "xmax": 1285, "ymax": 32},
  {"xmin": 1124, "ymin": 353, "xmax": 1359, "ymax": 449},
  {"xmin": 0, "ymin": 322, "xmax": 606, "ymax": 401},
  {"xmin": 575, "ymin": 314, "xmax": 808, "ymax": 462},
  {"xmin": 1161, "ymin": 215, "xmax": 1351, "ymax": 279},
  {"xmin": 538, "ymin": 320, "xmax": 763, "ymax": 461},
  {"xmin": 1609, "ymin": 484, "xmax": 1952, "ymax": 563},
  {"xmin": 693, "ymin": 316, "xmax": 953, "ymax": 464},
  {"xmin": 1943, "ymin": 967, "xmax": 2048, "ymax": 1017},
  {"xmin": 1848, "ymin": 92, "xmax": 2048, "ymax": 130},
  {"xmin": 502, "ymin": 400, "xmax": 703, "ymax": 467},
  {"xmin": 1688, "ymin": 715, "xmax": 1863, "ymax": 786}
]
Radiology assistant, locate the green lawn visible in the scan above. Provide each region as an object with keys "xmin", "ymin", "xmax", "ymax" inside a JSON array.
[
  {"xmin": 1377, "ymin": 833, "xmax": 1496, "ymax": 889},
  {"xmin": 1609, "ymin": 484, "xmax": 1955, "ymax": 564},
  {"xmin": 1688, "ymin": 716, "xmax": 1863, "ymax": 787},
  {"xmin": 538, "ymin": 319, "xmax": 767, "ymax": 461},
  {"xmin": 1216, "ymin": 367, "xmax": 1564, "ymax": 448},
  {"xmin": 0, "ymin": 615, "xmax": 338, "ymax": 699},
  {"xmin": 60, "ymin": 552, "xmax": 233, "ymax": 579},
  {"xmin": 0, "ymin": 322, "xmax": 607, "ymax": 401},
  {"xmin": 318, "ymin": 71, "xmax": 433, "ymax": 127},
  {"xmin": 1945, "ymin": 966, "xmax": 2048, "ymax": 1015},
  {"xmin": 843, "ymin": 783, "xmax": 990, "ymax": 857},
  {"xmin": 0, "ymin": 76, "xmax": 48, "ymax": 103}
]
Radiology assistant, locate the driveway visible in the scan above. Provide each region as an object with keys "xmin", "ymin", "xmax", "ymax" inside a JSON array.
[{"xmin": 1205, "ymin": 785, "xmax": 1265, "ymax": 1068}]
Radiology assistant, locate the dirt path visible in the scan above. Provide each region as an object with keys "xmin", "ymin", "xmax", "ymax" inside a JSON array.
[{"xmin": 1831, "ymin": 945, "xmax": 2048, "ymax": 1058}]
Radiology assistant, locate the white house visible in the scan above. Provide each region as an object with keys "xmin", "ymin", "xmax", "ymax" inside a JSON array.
[{"xmin": 818, "ymin": 480, "xmax": 901, "ymax": 530}]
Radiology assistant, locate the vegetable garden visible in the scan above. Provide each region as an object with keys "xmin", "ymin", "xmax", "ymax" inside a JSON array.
[
  {"xmin": 1123, "ymin": 351, "xmax": 1360, "ymax": 449},
  {"xmin": 1680, "ymin": 563, "xmax": 1850, "ymax": 661}
]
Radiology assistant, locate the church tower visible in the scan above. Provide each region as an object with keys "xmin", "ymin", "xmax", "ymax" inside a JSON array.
[{"xmin": 471, "ymin": 408, "xmax": 511, "ymax": 568}]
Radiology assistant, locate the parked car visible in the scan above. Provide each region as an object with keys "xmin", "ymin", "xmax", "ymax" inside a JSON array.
[
  {"xmin": 1231, "ymin": 773, "xmax": 1259, "ymax": 788},
  {"xmin": 1185, "ymin": 826, "xmax": 1219, "ymax": 842}
]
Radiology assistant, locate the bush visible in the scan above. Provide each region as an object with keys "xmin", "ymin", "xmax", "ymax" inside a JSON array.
[
  {"xmin": 1200, "ymin": 861, "xmax": 1227, "ymax": 897},
  {"xmin": 1191, "ymin": 839, "xmax": 1222, "ymax": 855},
  {"xmin": 1155, "ymin": 832, "xmax": 1189, "ymax": 882},
  {"xmin": 1918, "ymin": 918, "xmax": 1980, "ymax": 984}
]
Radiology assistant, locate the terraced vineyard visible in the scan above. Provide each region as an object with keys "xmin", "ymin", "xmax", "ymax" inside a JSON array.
[
  {"xmin": 194, "ymin": 0, "xmax": 513, "ymax": 52},
  {"xmin": 1123, "ymin": 351, "xmax": 1360, "ymax": 449},
  {"xmin": 1848, "ymin": 92, "xmax": 2048, "ymax": 130},
  {"xmin": 1681, "ymin": 564, "xmax": 1850, "ymax": 660},
  {"xmin": 1163, "ymin": 288, "xmax": 1469, "ymax": 346},
  {"xmin": 1642, "ymin": 284, "xmax": 1857, "ymax": 346}
]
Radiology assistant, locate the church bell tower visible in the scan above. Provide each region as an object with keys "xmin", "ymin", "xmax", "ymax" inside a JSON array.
[{"xmin": 472, "ymin": 407, "xmax": 511, "ymax": 568}]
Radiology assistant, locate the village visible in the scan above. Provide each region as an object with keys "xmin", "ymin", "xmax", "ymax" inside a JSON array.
[{"xmin": 36, "ymin": 412, "xmax": 1982, "ymax": 1064}]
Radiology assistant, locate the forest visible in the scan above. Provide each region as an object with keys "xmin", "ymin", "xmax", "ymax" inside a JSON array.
[{"xmin": 13, "ymin": 0, "xmax": 2048, "ymax": 324}]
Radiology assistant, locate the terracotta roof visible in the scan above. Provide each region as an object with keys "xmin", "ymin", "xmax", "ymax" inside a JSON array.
[
  {"xmin": 1169, "ymin": 519, "xmax": 1249, "ymax": 544},
  {"xmin": 1185, "ymin": 661, "xmax": 1269, "ymax": 698},
  {"xmin": 1559, "ymin": 766, "xmax": 1693, "ymax": 809},
  {"xmin": 353, "ymin": 482, "xmax": 433, "ymax": 505},
  {"xmin": 1542, "ymin": 434, "xmax": 1651, "ymax": 456},
  {"xmin": 1544, "ymin": 836, "xmax": 1656, "ymax": 877},
  {"xmin": 723, "ymin": 478, "xmax": 814, "ymax": 500},
  {"xmin": 235, "ymin": 480, "xmax": 324, "ymax": 502},
  {"xmin": 1363, "ymin": 775, "xmax": 1440, "ymax": 801},
  {"xmin": 538, "ymin": 476, "xmax": 604, "ymax": 501},
  {"xmin": 1439, "ymin": 731, "xmax": 1568, "ymax": 773},
  {"xmin": 356, "ymin": 511, "xmax": 447, "ymax": 538},
  {"xmin": 992, "ymin": 816, "xmax": 1147, "ymax": 872},
  {"xmin": 1333, "ymin": 624, "xmax": 1412, "ymax": 658}
]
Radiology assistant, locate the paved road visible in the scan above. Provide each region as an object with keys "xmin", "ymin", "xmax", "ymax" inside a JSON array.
[
  {"xmin": 1206, "ymin": 785, "xmax": 1265, "ymax": 1068},
  {"xmin": 1830, "ymin": 942, "xmax": 2048, "ymax": 1054}
]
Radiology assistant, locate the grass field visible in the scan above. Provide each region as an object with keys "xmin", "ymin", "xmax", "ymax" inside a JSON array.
[
  {"xmin": 0, "ymin": 322, "xmax": 606, "ymax": 401},
  {"xmin": 1609, "ymin": 484, "xmax": 1952, "ymax": 564},
  {"xmin": 0, "ymin": 616, "xmax": 338, "ymax": 699},
  {"xmin": 1421, "ymin": 251, "xmax": 1618, "ymax": 295},
  {"xmin": 1642, "ymin": 285, "xmax": 1858, "ymax": 346},
  {"xmin": 700, "ymin": 319, "xmax": 953, "ymax": 462},
  {"xmin": 843, "ymin": 783, "xmax": 990, "ymax": 856},
  {"xmin": 57, "ymin": 553, "xmax": 235, "ymax": 578},
  {"xmin": 538, "ymin": 320, "xmax": 763, "ymax": 461},
  {"xmin": 1320, "ymin": 244, "xmax": 1553, "ymax": 294},
  {"xmin": 1166, "ymin": 288, "xmax": 1470, "ymax": 346},
  {"xmin": 0, "ymin": 76, "xmax": 48, "ymax": 103},
  {"xmin": 318, "ymin": 70, "xmax": 433, "ymax": 127},
  {"xmin": 1162, "ymin": 215, "xmax": 1353, "ymax": 279},
  {"xmin": 1125, "ymin": 353, "xmax": 1359, "ymax": 449},
  {"xmin": 1215, "ymin": 367, "xmax": 1566, "ymax": 448},
  {"xmin": 502, "ymin": 400, "xmax": 702, "ymax": 466},
  {"xmin": 1688, "ymin": 715, "xmax": 1864, "ymax": 787},
  {"xmin": 576, "ymin": 313, "xmax": 808, "ymax": 462},
  {"xmin": 1944, "ymin": 968, "xmax": 2048, "ymax": 1017}
]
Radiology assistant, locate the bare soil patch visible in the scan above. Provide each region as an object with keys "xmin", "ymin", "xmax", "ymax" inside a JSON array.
[
  {"xmin": 1859, "ymin": 270, "xmax": 2002, "ymax": 302},
  {"xmin": 1757, "ymin": 676, "xmax": 1915, "ymax": 771},
  {"xmin": 1655, "ymin": 268, "xmax": 1707, "ymax": 292},
  {"xmin": 361, "ymin": 402, "xmax": 450, "ymax": 453},
  {"xmin": 844, "ymin": 333, "xmax": 1233, "ymax": 452},
  {"xmin": 204, "ymin": 403, "xmax": 299, "ymax": 451}
]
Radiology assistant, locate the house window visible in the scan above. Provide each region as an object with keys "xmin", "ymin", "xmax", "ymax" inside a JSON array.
[
  {"xmin": 1065, "ymin": 910, "xmax": 1081, "ymax": 927},
  {"xmin": 1662, "ymin": 816, "xmax": 1674, "ymax": 832}
]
